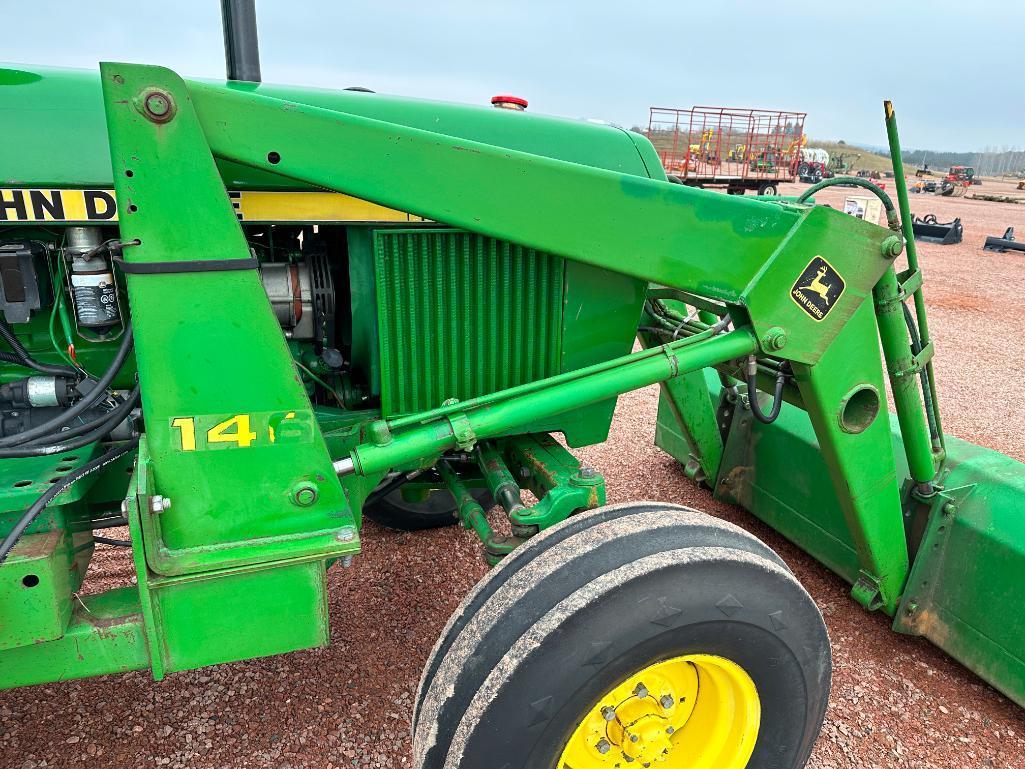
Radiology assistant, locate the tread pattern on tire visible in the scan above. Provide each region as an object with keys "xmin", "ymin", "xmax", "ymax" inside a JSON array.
[
  {"xmin": 413, "ymin": 505, "xmax": 795, "ymax": 768},
  {"xmin": 443, "ymin": 547, "xmax": 824, "ymax": 769},
  {"xmin": 413, "ymin": 502, "xmax": 691, "ymax": 729}
]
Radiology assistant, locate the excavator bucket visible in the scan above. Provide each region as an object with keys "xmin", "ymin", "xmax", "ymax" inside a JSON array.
[{"xmin": 912, "ymin": 214, "xmax": 963, "ymax": 245}]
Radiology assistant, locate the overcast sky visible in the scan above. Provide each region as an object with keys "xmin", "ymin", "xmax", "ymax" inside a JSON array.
[{"xmin": 4, "ymin": 1, "xmax": 1022, "ymax": 151}]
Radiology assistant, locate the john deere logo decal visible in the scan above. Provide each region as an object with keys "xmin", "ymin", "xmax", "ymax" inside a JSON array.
[{"xmin": 791, "ymin": 256, "xmax": 845, "ymax": 321}]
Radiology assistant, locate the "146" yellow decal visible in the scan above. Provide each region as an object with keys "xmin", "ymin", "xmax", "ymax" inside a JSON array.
[{"xmin": 169, "ymin": 412, "xmax": 312, "ymax": 452}]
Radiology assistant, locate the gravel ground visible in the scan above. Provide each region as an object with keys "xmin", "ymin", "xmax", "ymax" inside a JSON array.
[{"xmin": 3, "ymin": 179, "xmax": 1025, "ymax": 768}]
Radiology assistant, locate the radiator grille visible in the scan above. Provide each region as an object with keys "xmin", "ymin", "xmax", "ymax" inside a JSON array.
[{"xmin": 374, "ymin": 230, "xmax": 565, "ymax": 415}]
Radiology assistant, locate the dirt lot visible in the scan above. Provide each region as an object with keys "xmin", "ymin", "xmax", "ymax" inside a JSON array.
[{"xmin": 2, "ymin": 179, "xmax": 1025, "ymax": 769}]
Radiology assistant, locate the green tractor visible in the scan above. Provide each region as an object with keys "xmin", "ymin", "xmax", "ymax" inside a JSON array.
[{"xmin": 1, "ymin": 4, "xmax": 1023, "ymax": 768}]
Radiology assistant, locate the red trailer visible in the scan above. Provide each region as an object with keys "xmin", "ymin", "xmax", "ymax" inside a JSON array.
[{"xmin": 647, "ymin": 106, "xmax": 807, "ymax": 195}]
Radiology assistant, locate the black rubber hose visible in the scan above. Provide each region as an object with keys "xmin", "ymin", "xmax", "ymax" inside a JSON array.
[
  {"xmin": 746, "ymin": 355, "xmax": 787, "ymax": 424},
  {"xmin": 0, "ymin": 438, "xmax": 139, "ymax": 566},
  {"xmin": 0, "ymin": 328, "xmax": 133, "ymax": 448},
  {"xmin": 93, "ymin": 535, "xmax": 131, "ymax": 547},
  {"xmin": 0, "ymin": 317, "xmax": 79, "ymax": 378},
  {"xmin": 25, "ymin": 383, "xmax": 139, "ymax": 445},
  {"xmin": 796, "ymin": 176, "xmax": 900, "ymax": 230},
  {"xmin": 0, "ymin": 386, "xmax": 138, "ymax": 458},
  {"xmin": 902, "ymin": 303, "xmax": 941, "ymax": 444}
]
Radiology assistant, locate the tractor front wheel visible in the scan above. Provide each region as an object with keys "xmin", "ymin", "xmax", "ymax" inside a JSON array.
[{"xmin": 413, "ymin": 502, "xmax": 831, "ymax": 769}]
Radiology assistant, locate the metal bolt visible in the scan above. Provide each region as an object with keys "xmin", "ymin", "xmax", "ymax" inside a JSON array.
[
  {"xmin": 120, "ymin": 499, "xmax": 129, "ymax": 514},
  {"xmin": 579, "ymin": 466, "xmax": 598, "ymax": 479},
  {"xmin": 905, "ymin": 601, "xmax": 919, "ymax": 616},
  {"xmin": 942, "ymin": 502, "xmax": 957, "ymax": 517},
  {"xmin": 291, "ymin": 483, "xmax": 318, "ymax": 507},
  {"xmin": 336, "ymin": 526, "xmax": 356, "ymax": 542},
  {"xmin": 145, "ymin": 92, "xmax": 170, "ymax": 116},
  {"xmin": 601, "ymin": 706, "xmax": 617, "ymax": 721},
  {"xmin": 762, "ymin": 326, "xmax": 787, "ymax": 351},
  {"xmin": 596, "ymin": 739, "xmax": 611, "ymax": 755},
  {"xmin": 149, "ymin": 495, "xmax": 171, "ymax": 514},
  {"xmin": 138, "ymin": 89, "xmax": 175, "ymax": 123},
  {"xmin": 341, "ymin": 555, "xmax": 353, "ymax": 568},
  {"xmin": 633, "ymin": 683, "xmax": 649, "ymax": 699},
  {"xmin": 519, "ymin": 466, "xmax": 531, "ymax": 479},
  {"xmin": 630, "ymin": 733, "xmax": 640, "ymax": 743},
  {"xmin": 660, "ymin": 694, "xmax": 674, "ymax": 710},
  {"xmin": 666, "ymin": 726, "xmax": 675, "ymax": 735},
  {"xmin": 881, "ymin": 234, "xmax": 904, "ymax": 259}
]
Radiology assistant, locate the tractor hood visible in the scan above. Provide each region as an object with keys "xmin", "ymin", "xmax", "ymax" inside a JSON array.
[{"xmin": 1, "ymin": 64, "xmax": 663, "ymax": 189}]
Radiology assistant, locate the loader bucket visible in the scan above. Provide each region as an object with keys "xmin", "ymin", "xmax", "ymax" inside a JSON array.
[
  {"xmin": 656, "ymin": 392, "xmax": 1025, "ymax": 707},
  {"xmin": 912, "ymin": 214, "xmax": 963, "ymax": 245}
]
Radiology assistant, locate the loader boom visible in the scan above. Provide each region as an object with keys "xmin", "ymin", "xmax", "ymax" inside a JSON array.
[{"xmin": 100, "ymin": 62, "xmax": 918, "ymax": 615}]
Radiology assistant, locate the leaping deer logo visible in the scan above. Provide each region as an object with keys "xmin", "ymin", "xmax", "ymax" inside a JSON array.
[{"xmin": 801, "ymin": 266, "xmax": 833, "ymax": 304}]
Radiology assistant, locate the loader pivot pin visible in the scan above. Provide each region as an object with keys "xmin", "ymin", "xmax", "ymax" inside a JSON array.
[{"xmin": 139, "ymin": 89, "xmax": 176, "ymax": 123}]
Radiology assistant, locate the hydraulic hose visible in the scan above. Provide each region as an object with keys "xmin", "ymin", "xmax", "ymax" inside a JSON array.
[
  {"xmin": 93, "ymin": 535, "xmax": 131, "ymax": 547},
  {"xmin": 0, "ymin": 383, "xmax": 141, "ymax": 459},
  {"xmin": 796, "ymin": 177, "xmax": 900, "ymax": 230},
  {"xmin": 25, "ymin": 383, "xmax": 139, "ymax": 445},
  {"xmin": 0, "ymin": 328, "xmax": 134, "ymax": 448},
  {"xmin": 746, "ymin": 355, "xmax": 787, "ymax": 424},
  {"xmin": 902, "ymin": 303, "xmax": 941, "ymax": 445},
  {"xmin": 0, "ymin": 438, "xmax": 139, "ymax": 566},
  {"xmin": 0, "ymin": 317, "xmax": 78, "ymax": 378}
]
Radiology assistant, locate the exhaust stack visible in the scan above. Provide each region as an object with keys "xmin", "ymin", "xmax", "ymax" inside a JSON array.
[{"xmin": 221, "ymin": 0, "xmax": 261, "ymax": 82}]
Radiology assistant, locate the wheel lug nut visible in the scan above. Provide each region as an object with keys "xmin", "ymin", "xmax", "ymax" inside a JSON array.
[
  {"xmin": 666, "ymin": 726, "xmax": 675, "ymax": 735},
  {"xmin": 630, "ymin": 733, "xmax": 640, "ymax": 743},
  {"xmin": 660, "ymin": 694, "xmax": 674, "ymax": 709},
  {"xmin": 596, "ymin": 739, "xmax": 611, "ymax": 754},
  {"xmin": 601, "ymin": 706, "xmax": 617, "ymax": 721},
  {"xmin": 633, "ymin": 683, "xmax": 649, "ymax": 699}
]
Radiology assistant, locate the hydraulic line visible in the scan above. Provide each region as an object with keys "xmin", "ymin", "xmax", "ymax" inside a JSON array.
[
  {"xmin": 884, "ymin": 100, "xmax": 944, "ymax": 450},
  {"xmin": 0, "ymin": 327, "xmax": 134, "ymax": 448},
  {"xmin": 0, "ymin": 383, "xmax": 140, "ymax": 459},
  {"xmin": 0, "ymin": 317, "xmax": 78, "ymax": 378},
  {"xmin": 903, "ymin": 303, "xmax": 941, "ymax": 446},
  {"xmin": 386, "ymin": 320, "xmax": 728, "ymax": 432},
  {"xmin": 93, "ymin": 535, "xmax": 131, "ymax": 547},
  {"xmin": 25, "ymin": 384, "xmax": 138, "ymax": 445},
  {"xmin": 745, "ymin": 355, "xmax": 787, "ymax": 424},
  {"xmin": 0, "ymin": 438, "xmax": 139, "ymax": 566},
  {"xmin": 796, "ymin": 177, "xmax": 900, "ymax": 230}
]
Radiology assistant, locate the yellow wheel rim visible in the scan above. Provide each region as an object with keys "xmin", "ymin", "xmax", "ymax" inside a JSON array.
[{"xmin": 557, "ymin": 654, "xmax": 760, "ymax": 769}]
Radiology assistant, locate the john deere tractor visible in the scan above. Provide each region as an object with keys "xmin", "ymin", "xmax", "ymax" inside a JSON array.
[{"xmin": 1, "ymin": 3, "xmax": 1023, "ymax": 768}]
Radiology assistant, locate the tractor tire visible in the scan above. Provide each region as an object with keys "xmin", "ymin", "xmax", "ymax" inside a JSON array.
[
  {"xmin": 412, "ymin": 503, "xmax": 830, "ymax": 769},
  {"xmin": 797, "ymin": 162, "xmax": 810, "ymax": 177},
  {"xmin": 363, "ymin": 487, "xmax": 492, "ymax": 531},
  {"xmin": 727, "ymin": 186, "xmax": 746, "ymax": 195},
  {"xmin": 757, "ymin": 182, "xmax": 778, "ymax": 196}
]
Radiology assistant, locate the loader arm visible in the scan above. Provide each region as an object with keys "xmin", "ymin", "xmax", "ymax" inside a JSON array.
[{"xmin": 100, "ymin": 62, "xmax": 927, "ymax": 620}]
